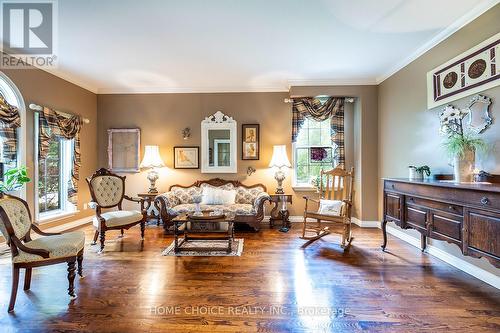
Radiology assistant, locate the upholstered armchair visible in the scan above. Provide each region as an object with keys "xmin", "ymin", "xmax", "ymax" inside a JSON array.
[
  {"xmin": 0, "ymin": 194, "xmax": 85, "ymax": 312},
  {"xmin": 86, "ymin": 168, "xmax": 147, "ymax": 253},
  {"xmin": 301, "ymin": 167, "xmax": 355, "ymax": 249}
]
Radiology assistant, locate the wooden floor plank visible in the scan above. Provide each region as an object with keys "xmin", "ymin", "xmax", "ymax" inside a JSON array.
[{"xmin": 0, "ymin": 223, "xmax": 498, "ymax": 332}]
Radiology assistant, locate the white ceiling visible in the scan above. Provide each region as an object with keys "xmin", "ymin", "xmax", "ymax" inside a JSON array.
[{"xmin": 41, "ymin": 0, "xmax": 499, "ymax": 93}]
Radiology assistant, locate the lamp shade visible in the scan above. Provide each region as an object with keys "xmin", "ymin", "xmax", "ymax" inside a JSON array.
[
  {"xmin": 140, "ymin": 145, "xmax": 165, "ymax": 168},
  {"xmin": 269, "ymin": 145, "xmax": 291, "ymax": 168}
]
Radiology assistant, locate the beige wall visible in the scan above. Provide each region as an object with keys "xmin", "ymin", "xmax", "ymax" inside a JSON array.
[
  {"xmin": 1, "ymin": 66, "xmax": 98, "ymax": 227},
  {"xmin": 97, "ymin": 92, "xmax": 361, "ymax": 217},
  {"xmin": 378, "ymin": 5, "xmax": 500, "ymax": 273}
]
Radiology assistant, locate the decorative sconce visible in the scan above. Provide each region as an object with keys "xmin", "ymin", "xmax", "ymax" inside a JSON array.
[
  {"xmin": 247, "ymin": 166, "xmax": 256, "ymax": 176},
  {"xmin": 182, "ymin": 127, "xmax": 191, "ymax": 140}
]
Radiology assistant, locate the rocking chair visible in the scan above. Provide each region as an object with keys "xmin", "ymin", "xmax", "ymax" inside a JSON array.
[{"xmin": 301, "ymin": 167, "xmax": 354, "ymax": 249}]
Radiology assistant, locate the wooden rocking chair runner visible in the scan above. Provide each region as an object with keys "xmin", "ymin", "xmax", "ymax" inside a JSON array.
[{"xmin": 301, "ymin": 167, "xmax": 354, "ymax": 249}]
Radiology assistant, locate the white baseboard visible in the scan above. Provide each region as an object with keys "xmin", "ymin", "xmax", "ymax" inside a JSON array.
[
  {"xmin": 268, "ymin": 215, "xmax": 380, "ymax": 228},
  {"xmin": 387, "ymin": 226, "xmax": 500, "ymax": 289}
]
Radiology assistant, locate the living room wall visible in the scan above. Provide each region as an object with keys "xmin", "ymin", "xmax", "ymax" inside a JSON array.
[
  {"xmin": 97, "ymin": 91, "xmax": 364, "ymax": 218},
  {"xmin": 378, "ymin": 5, "xmax": 500, "ymax": 274},
  {"xmin": 0, "ymin": 65, "xmax": 98, "ymax": 227}
]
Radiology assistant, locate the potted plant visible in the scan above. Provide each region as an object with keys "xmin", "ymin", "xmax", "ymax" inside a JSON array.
[
  {"xmin": 440, "ymin": 106, "xmax": 487, "ymax": 182},
  {"xmin": 408, "ymin": 165, "xmax": 431, "ymax": 180},
  {"xmin": 0, "ymin": 166, "xmax": 31, "ymax": 193}
]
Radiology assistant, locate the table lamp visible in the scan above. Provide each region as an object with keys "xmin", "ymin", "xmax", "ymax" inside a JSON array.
[
  {"xmin": 269, "ymin": 145, "xmax": 291, "ymax": 194},
  {"xmin": 140, "ymin": 145, "xmax": 165, "ymax": 193}
]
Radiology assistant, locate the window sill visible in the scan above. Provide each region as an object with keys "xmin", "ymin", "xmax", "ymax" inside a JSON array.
[
  {"xmin": 292, "ymin": 185, "xmax": 318, "ymax": 192},
  {"xmin": 37, "ymin": 210, "xmax": 80, "ymax": 224}
]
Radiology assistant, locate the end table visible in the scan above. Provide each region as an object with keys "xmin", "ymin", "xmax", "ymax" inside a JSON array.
[
  {"xmin": 138, "ymin": 192, "xmax": 161, "ymax": 225},
  {"xmin": 269, "ymin": 194, "xmax": 292, "ymax": 231}
]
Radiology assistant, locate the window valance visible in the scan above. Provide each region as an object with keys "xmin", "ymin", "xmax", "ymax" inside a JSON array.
[
  {"xmin": 0, "ymin": 95, "xmax": 21, "ymax": 162},
  {"xmin": 39, "ymin": 106, "xmax": 83, "ymax": 204}
]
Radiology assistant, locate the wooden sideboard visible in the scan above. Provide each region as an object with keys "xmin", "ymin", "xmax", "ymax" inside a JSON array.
[{"xmin": 381, "ymin": 178, "xmax": 500, "ymax": 267}]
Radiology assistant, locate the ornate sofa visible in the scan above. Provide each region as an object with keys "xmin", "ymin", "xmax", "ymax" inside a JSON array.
[{"xmin": 155, "ymin": 178, "xmax": 271, "ymax": 232}]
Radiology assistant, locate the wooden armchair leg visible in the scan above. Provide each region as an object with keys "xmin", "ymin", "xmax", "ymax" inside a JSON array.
[
  {"xmin": 99, "ymin": 230, "xmax": 106, "ymax": 253},
  {"xmin": 8, "ymin": 267, "xmax": 20, "ymax": 312},
  {"xmin": 67, "ymin": 261, "xmax": 77, "ymax": 299},
  {"xmin": 23, "ymin": 268, "xmax": 32, "ymax": 291},
  {"xmin": 119, "ymin": 229, "xmax": 124, "ymax": 238},
  {"xmin": 91, "ymin": 230, "xmax": 98, "ymax": 245},
  {"xmin": 341, "ymin": 223, "xmax": 353, "ymax": 250},
  {"xmin": 140, "ymin": 220, "xmax": 145, "ymax": 240},
  {"xmin": 77, "ymin": 255, "xmax": 83, "ymax": 278},
  {"xmin": 301, "ymin": 216, "xmax": 307, "ymax": 238}
]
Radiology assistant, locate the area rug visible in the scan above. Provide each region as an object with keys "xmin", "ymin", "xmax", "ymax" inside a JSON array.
[{"xmin": 161, "ymin": 238, "xmax": 244, "ymax": 257}]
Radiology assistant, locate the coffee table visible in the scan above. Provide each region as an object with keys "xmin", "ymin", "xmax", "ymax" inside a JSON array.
[{"xmin": 172, "ymin": 211, "xmax": 235, "ymax": 254}]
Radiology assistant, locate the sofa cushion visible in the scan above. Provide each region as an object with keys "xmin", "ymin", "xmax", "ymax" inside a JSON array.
[
  {"xmin": 13, "ymin": 231, "xmax": 85, "ymax": 263},
  {"xmin": 170, "ymin": 186, "xmax": 203, "ymax": 204},
  {"xmin": 235, "ymin": 186, "xmax": 266, "ymax": 204},
  {"xmin": 201, "ymin": 187, "xmax": 236, "ymax": 205},
  {"xmin": 169, "ymin": 203, "xmax": 255, "ymax": 216},
  {"xmin": 93, "ymin": 210, "xmax": 143, "ymax": 228}
]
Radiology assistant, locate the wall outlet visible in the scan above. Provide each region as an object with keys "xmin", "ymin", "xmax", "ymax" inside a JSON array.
[{"xmin": 83, "ymin": 203, "xmax": 88, "ymax": 210}]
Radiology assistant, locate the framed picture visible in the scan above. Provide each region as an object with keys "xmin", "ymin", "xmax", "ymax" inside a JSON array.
[
  {"xmin": 107, "ymin": 128, "xmax": 140, "ymax": 172},
  {"xmin": 427, "ymin": 32, "xmax": 500, "ymax": 109},
  {"xmin": 174, "ymin": 146, "xmax": 199, "ymax": 169},
  {"xmin": 242, "ymin": 124, "xmax": 259, "ymax": 160}
]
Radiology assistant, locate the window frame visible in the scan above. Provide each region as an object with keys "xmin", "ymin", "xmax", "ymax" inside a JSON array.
[
  {"xmin": 34, "ymin": 112, "xmax": 77, "ymax": 223},
  {"xmin": 0, "ymin": 72, "xmax": 27, "ymax": 199},
  {"xmin": 292, "ymin": 117, "xmax": 337, "ymax": 190}
]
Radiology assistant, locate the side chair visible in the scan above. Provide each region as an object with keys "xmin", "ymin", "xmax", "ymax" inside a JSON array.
[
  {"xmin": 0, "ymin": 194, "xmax": 85, "ymax": 312},
  {"xmin": 301, "ymin": 167, "xmax": 354, "ymax": 249},
  {"xmin": 86, "ymin": 168, "xmax": 147, "ymax": 253}
]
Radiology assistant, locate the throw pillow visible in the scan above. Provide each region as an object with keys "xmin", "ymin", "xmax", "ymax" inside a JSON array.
[
  {"xmin": 201, "ymin": 187, "xmax": 236, "ymax": 205},
  {"xmin": 318, "ymin": 199, "xmax": 344, "ymax": 216}
]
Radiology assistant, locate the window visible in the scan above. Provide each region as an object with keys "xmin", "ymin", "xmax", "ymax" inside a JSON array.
[
  {"xmin": 35, "ymin": 113, "xmax": 76, "ymax": 221},
  {"xmin": 293, "ymin": 117, "xmax": 336, "ymax": 188},
  {"xmin": 0, "ymin": 72, "xmax": 26, "ymax": 179}
]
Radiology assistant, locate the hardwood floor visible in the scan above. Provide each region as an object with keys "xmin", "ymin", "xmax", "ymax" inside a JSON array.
[{"xmin": 0, "ymin": 222, "xmax": 499, "ymax": 332}]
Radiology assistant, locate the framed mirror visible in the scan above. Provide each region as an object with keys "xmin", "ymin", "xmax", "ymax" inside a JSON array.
[
  {"xmin": 201, "ymin": 111, "xmax": 237, "ymax": 173},
  {"xmin": 464, "ymin": 94, "xmax": 492, "ymax": 134}
]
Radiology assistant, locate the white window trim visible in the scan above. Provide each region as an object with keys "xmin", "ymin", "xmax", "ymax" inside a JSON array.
[
  {"xmin": 0, "ymin": 72, "xmax": 27, "ymax": 199},
  {"xmin": 34, "ymin": 112, "xmax": 76, "ymax": 223},
  {"xmin": 291, "ymin": 120, "xmax": 337, "ymax": 190}
]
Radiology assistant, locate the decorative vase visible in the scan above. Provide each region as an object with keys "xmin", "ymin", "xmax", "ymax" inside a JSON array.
[
  {"xmin": 453, "ymin": 149, "xmax": 475, "ymax": 183},
  {"xmin": 408, "ymin": 166, "xmax": 423, "ymax": 181}
]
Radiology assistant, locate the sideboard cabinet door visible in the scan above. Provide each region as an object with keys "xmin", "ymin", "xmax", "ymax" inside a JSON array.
[
  {"xmin": 384, "ymin": 192, "xmax": 403, "ymax": 225},
  {"xmin": 464, "ymin": 208, "xmax": 500, "ymax": 267}
]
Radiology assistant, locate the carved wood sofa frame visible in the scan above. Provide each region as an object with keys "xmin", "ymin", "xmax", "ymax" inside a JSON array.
[
  {"xmin": 86, "ymin": 168, "xmax": 147, "ymax": 252},
  {"xmin": 0, "ymin": 194, "xmax": 84, "ymax": 312},
  {"xmin": 155, "ymin": 178, "xmax": 270, "ymax": 232}
]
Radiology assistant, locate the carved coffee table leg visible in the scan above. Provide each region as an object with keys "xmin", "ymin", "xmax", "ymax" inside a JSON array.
[{"xmin": 381, "ymin": 219, "xmax": 388, "ymax": 251}]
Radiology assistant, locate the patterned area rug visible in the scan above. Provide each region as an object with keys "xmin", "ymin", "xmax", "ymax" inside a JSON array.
[{"xmin": 162, "ymin": 238, "xmax": 244, "ymax": 257}]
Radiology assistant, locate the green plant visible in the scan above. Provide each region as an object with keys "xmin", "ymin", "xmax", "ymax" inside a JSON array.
[
  {"xmin": 410, "ymin": 165, "xmax": 431, "ymax": 177},
  {"xmin": 442, "ymin": 132, "xmax": 488, "ymax": 159},
  {"xmin": 0, "ymin": 166, "xmax": 31, "ymax": 193}
]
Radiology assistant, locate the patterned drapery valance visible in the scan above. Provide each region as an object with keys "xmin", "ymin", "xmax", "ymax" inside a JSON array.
[
  {"xmin": 292, "ymin": 97, "xmax": 345, "ymax": 168},
  {"xmin": 0, "ymin": 95, "xmax": 21, "ymax": 162},
  {"xmin": 39, "ymin": 107, "xmax": 83, "ymax": 204}
]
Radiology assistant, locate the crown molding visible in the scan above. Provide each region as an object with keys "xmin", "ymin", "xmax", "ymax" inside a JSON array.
[
  {"xmin": 375, "ymin": 0, "xmax": 499, "ymax": 84},
  {"xmin": 97, "ymin": 85, "xmax": 289, "ymax": 94},
  {"xmin": 287, "ymin": 78, "xmax": 378, "ymax": 88}
]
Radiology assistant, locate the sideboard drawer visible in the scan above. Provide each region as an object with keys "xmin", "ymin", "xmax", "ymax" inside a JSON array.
[
  {"xmin": 406, "ymin": 196, "xmax": 463, "ymax": 215},
  {"xmin": 430, "ymin": 210, "xmax": 462, "ymax": 243},
  {"xmin": 406, "ymin": 204, "xmax": 427, "ymax": 232}
]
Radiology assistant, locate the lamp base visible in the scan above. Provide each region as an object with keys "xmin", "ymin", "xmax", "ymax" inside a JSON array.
[
  {"xmin": 274, "ymin": 168, "xmax": 286, "ymax": 194},
  {"xmin": 147, "ymin": 170, "xmax": 159, "ymax": 193}
]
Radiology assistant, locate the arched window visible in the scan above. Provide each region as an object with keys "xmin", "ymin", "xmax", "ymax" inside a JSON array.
[{"xmin": 0, "ymin": 71, "xmax": 27, "ymax": 198}]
